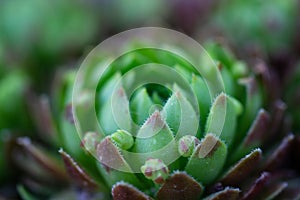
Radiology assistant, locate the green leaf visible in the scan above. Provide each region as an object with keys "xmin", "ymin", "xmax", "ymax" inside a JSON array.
[
  {"xmin": 237, "ymin": 77, "xmax": 263, "ymax": 141},
  {"xmin": 133, "ymin": 111, "xmax": 174, "ymax": 153},
  {"xmin": 99, "ymin": 87, "xmax": 132, "ymax": 135},
  {"xmin": 130, "ymin": 87, "xmax": 154, "ymax": 125},
  {"xmin": 205, "ymin": 93, "xmax": 242, "ymax": 147},
  {"xmin": 96, "ymin": 137, "xmax": 143, "ymax": 188},
  {"xmin": 190, "ymin": 74, "xmax": 211, "ymax": 135},
  {"xmin": 97, "ymin": 72, "xmax": 121, "ymax": 105},
  {"xmin": 111, "ymin": 130, "xmax": 134, "ymax": 150},
  {"xmin": 185, "ymin": 134, "xmax": 227, "ymax": 185},
  {"xmin": 162, "ymin": 87, "xmax": 199, "ymax": 138}
]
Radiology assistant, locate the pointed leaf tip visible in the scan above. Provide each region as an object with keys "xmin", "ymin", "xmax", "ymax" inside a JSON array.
[
  {"xmin": 203, "ymin": 187, "xmax": 240, "ymax": 200},
  {"xmin": 133, "ymin": 110, "xmax": 174, "ymax": 154},
  {"xmin": 242, "ymin": 172, "xmax": 271, "ymax": 200},
  {"xmin": 59, "ymin": 149, "xmax": 99, "ymax": 191},
  {"xmin": 138, "ymin": 110, "xmax": 165, "ymax": 138},
  {"xmin": 205, "ymin": 93, "xmax": 240, "ymax": 147},
  {"xmin": 81, "ymin": 132, "xmax": 101, "ymax": 154},
  {"xmin": 265, "ymin": 134, "xmax": 294, "ymax": 171},
  {"xmin": 197, "ymin": 133, "xmax": 221, "ymax": 159},
  {"xmin": 96, "ymin": 137, "xmax": 131, "ymax": 172},
  {"xmin": 221, "ymin": 148, "xmax": 262, "ymax": 186}
]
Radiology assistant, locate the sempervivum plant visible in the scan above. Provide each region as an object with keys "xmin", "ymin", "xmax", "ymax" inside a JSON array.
[
  {"xmin": 210, "ymin": 0, "xmax": 298, "ymax": 57},
  {"xmin": 12, "ymin": 34, "xmax": 300, "ymax": 200}
]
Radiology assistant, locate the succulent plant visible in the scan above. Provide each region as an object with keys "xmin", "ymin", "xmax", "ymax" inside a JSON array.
[
  {"xmin": 211, "ymin": 0, "xmax": 298, "ymax": 57},
  {"xmin": 0, "ymin": 0, "xmax": 99, "ymax": 92},
  {"xmin": 12, "ymin": 29, "xmax": 300, "ymax": 200},
  {"xmin": 0, "ymin": 0, "xmax": 98, "ymax": 59}
]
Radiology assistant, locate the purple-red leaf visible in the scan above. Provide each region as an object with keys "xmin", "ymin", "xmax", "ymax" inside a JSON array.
[
  {"xmin": 17, "ymin": 137, "xmax": 67, "ymax": 181},
  {"xmin": 274, "ymin": 182, "xmax": 300, "ymax": 200},
  {"xmin": 96, "ymin": 137, "xmax": 131, "ymax": 172},
  {"xmin": 264, "ymin": 134, "xmax": 294, "ymax": 171},
  {"xmin": 59, "ymin": 149, "xmax": 99, "ymax": 191},
  {"xmin": 112, "ymin": 182, "xmax": 152, "ymax": 200},
  {"xmin": 243, "ymin": 109, "xmax": 270, "ymax": 147},
  {"xmin": 203, "ymin": 187, "xmax": 240, "ymax": 200},
  {"xmin": 221, "ymin": 149, "xmax": 262, "ymax": 186},
  {"xmin": 156, "ymin": 172, "xmax": 203, "ymax": 200},
  {"xmin": 241, "ymin": 172, "xmax": 271, "ymax": 200}
]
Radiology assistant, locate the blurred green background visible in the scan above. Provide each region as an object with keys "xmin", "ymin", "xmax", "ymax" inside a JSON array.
[{"xmin": 0, "ymin": 0, "xmax": 299, "ymax": 199}]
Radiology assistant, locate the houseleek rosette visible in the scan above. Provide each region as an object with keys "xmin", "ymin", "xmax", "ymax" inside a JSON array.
[
  {"xmin": 68, "ymin": 28, "xmax": 297, "ymax": 199},
  {"xmin": 14, "ymin": 28, "xmax": 300, "ymax": 199}
]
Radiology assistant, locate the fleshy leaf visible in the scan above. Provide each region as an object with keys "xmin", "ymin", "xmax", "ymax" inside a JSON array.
[
  {"xmin": 185, "ymin": 134, "xmax": 227, "ymax": 185},
  {"xmin": 82, "ymin": 132, "xmax": 101, "ymax": 155},
  {"xmin": 205, "ymin": 93, "xmax": 241, "ymax": 148},
  {"xmin": 17, "ymin": 137, "xmax": 67, "ymax": 181},
  {"xmin": 111, "ymin": 130, "xmax": 134, "ymax": 150},
  {"xmin": 204, "ymin": 41, "xmax": 235, "ymax": 71},
  {"xmin": 55, "ymin": 70, "xmax": 87, "ymax": 161},
  {"xmin": 174, "ymin": 64, "xmax": 192, "ymax": 83},
  {"xmin": 161, "ymin": 93, "xmax": 180, "ymax": 134},
  {"xmin": 26, "ymin": 92, "xmax": 58, "ymax": 146},
  {"xmin": 162, "ymin": 88, "xmax": 198, "ymax": 138},
  {"xmin": 268, "ymin": 100, "xmax": 287, "ymax": 139},
  {"xmin": 151, "ymin": 92, "xmax": 163, "ymax": 105},
  {"xmin": 264, "ymin": 134, "xmax": 294, "ymax": 171},
  {"xmin": 99, "ymin": 87, "xmax": 132, "ymax": 135},
  {"xmin": 112, "ymin": 182, "xmax": 152, "ymax": 200},
  {"xmin": 130, "ymin": 88, "xmax": 154, "ymax": 125},
  {"xmin": 231, "ymin": 109, "xmax": 270, "ymax": 162},
  {"xmin": 156, "ymin": 172, "xmax": 203, "ymax": 200},
  {"xmin": 258, "ymin": 182, "xmax": 288, "ymax": 200},
  {"xmin": 59, "ymin": 149, "xmax": 101, "ymax": 191},
  {"xmin": 237, "ymin": 77, "xmax": 263, "ymax": 140},
  {"xmin": 190, "ymin": 74, "xmax": 211, "ymax": 134},
  {"xmin": 97, "ymin": 72, "xmax": 121, "ymax": 104},
  {"xmin": 133, "ymin": 111, "xmax": 174, "ymax": 154},
  {"xmin": 219, "ymin": 63, "xmax": 235, "ymax": 96},
  {"xmin": 96, "ymin": 137, "xmax": 142, "ymax": 188},
  {"xmin": 203, "ymin": 187, "xmax": 240, "ymax": 200},
  {"xmin": 221, "ymin": 149, "xmax": 262, "ymax": 186},
  {"xmin": 242, "ymin": 109, "xmax": 271, "ymax": 148},
  {"xmin": 274, "ymin": 179, "xmax": 300, "ymax": 200},
  {"xmin": 241, "ymin": 172, "xmax": 271, "ymax": 200}
]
